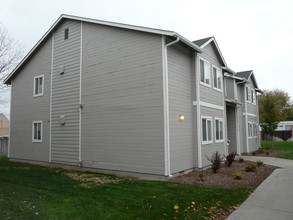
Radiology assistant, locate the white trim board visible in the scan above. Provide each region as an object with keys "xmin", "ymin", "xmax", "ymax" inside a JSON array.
[
  {"xmin": 193, "ymin": 101, "xmax": 224, "ymax": 111},
  {"xmin": 243, "ymin": 113, "xmax": 257, "ymax": 117}
]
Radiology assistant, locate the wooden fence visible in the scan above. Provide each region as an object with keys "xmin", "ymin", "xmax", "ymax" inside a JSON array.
[{"xmin": 0, "ymin": 137, "xmax": 8, "ymax": 156}]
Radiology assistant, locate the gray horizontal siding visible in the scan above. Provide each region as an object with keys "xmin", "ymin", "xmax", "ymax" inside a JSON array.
[
  {"xmin": 200, "ymin": 43, "xmax": 224, "ymax": 106},
  {"xmin": 10, "ymin": 38, "xmax": 52, "ymax": 162},
  {"xmin": 168, "ymin": 44, "xmax": 194, "ymax": 174},
  {"xmin": 51, "ymin": 19, "xmax": 81, "ymax": 165},
  {"xmin": 200, "ymin": 106, "xmax": 225, "ymax": 167},
  {"xmin": 81, "ymin": 22, "xmax": 164, "ymax": 175},
  {"xmin": 226, "ymin": 106, "xmax": 237, "ymax": 153},
  {"xmin": 225, "ymin": 78, "xmax": 235, "ymax": 100}
]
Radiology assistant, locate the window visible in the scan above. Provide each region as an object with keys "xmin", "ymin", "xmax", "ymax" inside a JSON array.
[
  {"xmin": 34, "ymin": 75, "xmax": 44, "ymax": 97},
  {"xmin": 253, "ymin": 123, "xmax": 258, "ymax": 137},
  {"xmin": 32, "ymin": 121, "xmax": 43, "ymax": 142},
  {"xmin": 202, "ymin": 117, "xmax": 213, "ymax": 144},
  {"xmin": 246, "ymin": 87, "xmax": 251, "ymax": 102},
  {"xmin": 64, "ymin": 28, "xmax": 69, "ymax": 40},
  {"xmin": 215, "ymin": 118, "xmax": 224, "ymax": 142},
  {"xmin": 213, "ymin": 66, "xmax": 222, "ymax": 91},
  {"xmin": 248, "ymin": 122, "xmax": 253, "ymax": 138},
  {"xmin": 251, "ymin": 89, "xmax": 256, "ymax": 104},
  {"xmin": 200, "ymin": 59, "xmax": 211, "ymax": 86}
]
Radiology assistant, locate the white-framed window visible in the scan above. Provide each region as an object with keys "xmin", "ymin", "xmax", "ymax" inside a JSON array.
[
  {"xmin": 200, "ymin": 58, "xmax": 211, "ymax": 86},
  {"xmin": 251, "ymin": 89, "xmax": 256, "ymax": 104},
  {"xmin": 215, "ymin": 118, "xmax": 224, "ymax": 142},
  {"xmin": 33, "ymin": 75, "xmax": 44, "ymax": 97},
  {"xmin": 246, "ymin": 86, "xmax": 251, "ymax": 102},
  {"xmin": 253, "ymin": 122, "xmax": 258, "ymax": 137},
  {"xmin": 212, "ymin": 66, "xmax": 222, "ymax": 91},
  {"xmin": 248, "ymin": 122, "xmax": 253, "ymax": 138},
  {"xmin": 32, "ymin": 121, "xmax": 43, "ymax": 142},
  {"xmin": 202, "ymin": 117, "xmax": 213, "ymax": 144}
]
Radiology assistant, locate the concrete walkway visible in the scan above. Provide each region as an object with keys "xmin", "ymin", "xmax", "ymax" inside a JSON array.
[{"xmin": 228, "ymin": 156, "xmax": 293, "ymax": 220}]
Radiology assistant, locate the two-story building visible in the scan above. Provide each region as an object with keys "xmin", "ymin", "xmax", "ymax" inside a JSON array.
[{"xmin": 4, "ymin": 14, "xmax": 262, "ymax": 178}]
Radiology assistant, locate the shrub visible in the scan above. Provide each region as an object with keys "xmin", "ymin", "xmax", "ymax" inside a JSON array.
[
  {"xmin": 266, "ymin": 152, "xmax": 269, "ymax": 156},
  {"xmin": 206, "ymin": 151, "xmax": 223, "ymax": 174},
  {"xmin": 245, "ymin": 164, "xmax": 256, "ymax": 172},
  {"xmin": 252, "ymin": 151, "xmax": 256, "ymax": 156},
  {"xmin": 232, "ymin": 171, "xmax": 243, "ymax": 180},
  {"xmin": 225, "ymin": 152, "xmax": 237, "ymax": 167},
  {"xmin": 258, "ymin": 148, "xmax": 264, "ymax": 154},
  {"xmin": 256, "ymin": 160, "xmax": 264, "ymax": 166},
  {"xmin": 238, "ymin": 157, "xmax": 244, "ymax": 163}
]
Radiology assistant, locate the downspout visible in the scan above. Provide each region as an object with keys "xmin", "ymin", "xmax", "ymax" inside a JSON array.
[
  {"xmin": 78, "ymin": 21, "xmax": 83, "ymax": 165},
  {"xmin": 244, "ymin": 85, "xmax": 249, "ymax": 152},
  {"xmin": 162, "ymin": 36, "xmax": 179, "ymax": 177},
  {"xmin": 195, "ymin": 53, "xmax": 202, "ymax": 168},
  {"xmin": 49, "ymin": 33, "xmax": 54, "ymax": 163}
]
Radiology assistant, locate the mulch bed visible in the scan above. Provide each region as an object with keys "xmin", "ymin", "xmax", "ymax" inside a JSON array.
[{"xmin": 171, "ymin": 160, "xmax": 278, "ymax": 189}]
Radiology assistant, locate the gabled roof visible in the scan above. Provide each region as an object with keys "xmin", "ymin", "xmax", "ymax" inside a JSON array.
[
  {"xmin": 4, "ymin": 14, "xmax": 202, "ymax": 84},
  {"xmin": 192, "ymin": 36, "xmax": 227, "ymax": 67},
  {"xmin": 236, "ymin": 70, "xmax": 262, "ymax": 92},
  {"xmin": 193, "ymin": 37, "xmax": 213, "ymax": 47}
]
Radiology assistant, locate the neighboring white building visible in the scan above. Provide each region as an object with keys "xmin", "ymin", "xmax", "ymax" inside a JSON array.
[{"xmin": 276, "ymin": 121, "xmax": 293, "ymax": 131}]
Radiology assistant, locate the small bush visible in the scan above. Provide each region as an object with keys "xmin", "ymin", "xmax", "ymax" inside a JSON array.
[
  {"xmin": 198, "ymin": 173, "xmax": 204, "ymax": 181},
  {"xmin": 232, "ymin": 171, "xmax": 243, "ymax": 180},
  {"xmin": 238, "ymin": 157, "xmax": 244, "ymax": 163},
  {"xmin": 252, "ymin": 151, "xmax": 256, "ymax": 156},
  {"xmin": 206, "ymin": 151, "xmax": 223, "ymax": 174},
  {"xmin": 225, "ymin": 152, "xmax": 237, "ymax": 167},
  {"xmin": 245, "ymin": 164, "xmax": 256, "ymax": 172},
  {"xmin": 266, "ymin": 152, "xmax": 269, "ymax": 156},
  {"xmin": 256, "ymin": 160, "xmax": 264, "ymax": 166},
  {"xmin": 258, "ymin": 148, "xmax": 264, "ymax": 154}
]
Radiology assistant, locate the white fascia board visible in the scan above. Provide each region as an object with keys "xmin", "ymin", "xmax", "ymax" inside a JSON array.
[
  {"xmin": 173, "ymin": 32, "xmax": 202, "ymax": 53},
  {"xmin": 200, "ymin": 37, "xmax": 227, "ymax": 66}
]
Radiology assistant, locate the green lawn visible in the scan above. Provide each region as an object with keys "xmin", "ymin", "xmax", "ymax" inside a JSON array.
[
  {"xmin": 261, "ymin": 141, "xmax": 293, "ymax": 160},
  {"xmin": 0, "ymin": 157, "xmax": 252, "ymax": 219}
]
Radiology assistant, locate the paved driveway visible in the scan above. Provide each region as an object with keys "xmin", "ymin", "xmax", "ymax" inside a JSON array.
[{"xmin": 228, "ymin": 156, "xmax": 293, "ymax": 220}]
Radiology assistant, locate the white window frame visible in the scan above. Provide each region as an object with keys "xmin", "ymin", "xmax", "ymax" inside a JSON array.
[
  {"xmin": 246, "ymin": 86, "xmax": 251, "ymax": 102},
  {"xmin": 251, "ymin": 89, "xmax": 256, "ymax": 105},
  {"xmin": 214, "ymin": 118, "xmax": 224, "ymax": 142},
  {"xmin": 199, "ymin": 58, "xmax": 211, "ymax": 87},
  {"xmin": 32, "ymin": 121, "xmax": 43, "ymax": 142},
  {"xmin": 253, "ymin": 122, "xmax": 258, "ymax": 137},
  {"xmin": 212, "ymin": 66, "xmax": 222, "ymax": 92},
  {"xmin": 33, "ymin": 75, "xmax": 44, "ymax": 97},
  {"xmin": 202, "ymin": 116, "xmax": 213, "ymax": 144},
  {"xmin": 248, "ymin": 122, "xmax": 253, "ymax": 139}
]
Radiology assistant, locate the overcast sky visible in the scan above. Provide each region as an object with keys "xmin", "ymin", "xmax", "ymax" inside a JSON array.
[{"xmin": 0, "ymin": 0, "xmax": 292, "ymax": 116}]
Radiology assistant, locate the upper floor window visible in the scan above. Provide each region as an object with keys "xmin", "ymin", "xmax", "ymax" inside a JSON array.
[
  {"xmin": 251, "ymin": 89, "xmax": 256, "ymax": 104},
  {"xmin": 200, "ymin": 59, "xmax": 211, "ymax": 86},
  {"xmin": 215, "ymin": 118, "xmax": 224, "ymax": 142},
  {"xmin": 202, "ymin": 117, "xmax": 213, "ymax": 144},
  {"xmin": 33, "ymin": 75, "xmax": 44, "ymax": 97},
  {"xmin": 246, "ymin": 86, "xmax": 256, "ymax": 105},
  {"xmin": 213, "ymin": 66, "xmax": 222, "ymax": 91},
  {"xmin": 32, "ymin": 121, "xmax": 43, "ymax": 142},
  {"xmin": 64, "ymin": 28, "xmax": 69, "ymax": 40}
]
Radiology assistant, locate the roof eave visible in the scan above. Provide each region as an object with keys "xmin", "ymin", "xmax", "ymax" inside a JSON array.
[{"xmin": 4, "ymin": 14, "xmax": 202, "ymax": 84}]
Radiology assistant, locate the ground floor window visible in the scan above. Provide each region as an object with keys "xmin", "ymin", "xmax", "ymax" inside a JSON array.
[
  {"xmin": 253, "ymin": 122, "xmax": 258, "ymax": 137},
  {"xmin": 248, "ymin": 122, "xmax": 253, "ymax": 138},
  {"xmin": 215, "ymin": 118, "xmax": 224, "ymax": 142},
  {"xmin": 32, "ymin": 121, "xmax": 43, "ymax": 142},
  {"xmin": 202, "ymin": 117, "xmax": 213, "ymax": 144}
]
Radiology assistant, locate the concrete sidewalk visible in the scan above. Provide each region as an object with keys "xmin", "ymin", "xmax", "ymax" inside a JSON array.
[{"xmin": 228, "ymin": 156, "xmax": 293, "ymax": 220}]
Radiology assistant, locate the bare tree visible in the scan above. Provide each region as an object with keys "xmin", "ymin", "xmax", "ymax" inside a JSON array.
[{"xmin": 0, "ymin": 25, "xmax": 24, "ymax": 107}]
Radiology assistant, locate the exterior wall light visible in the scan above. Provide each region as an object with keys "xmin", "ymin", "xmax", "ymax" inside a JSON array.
[{"xmin": 179, "ymin": 115, "xmax": 185, "ymax": 121}]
